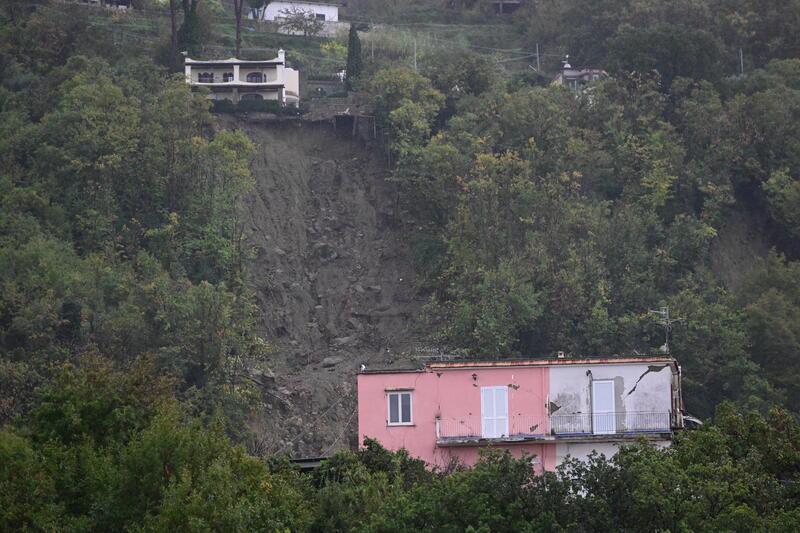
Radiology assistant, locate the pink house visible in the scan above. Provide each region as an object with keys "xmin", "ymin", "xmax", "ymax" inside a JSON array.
[{"xmin": 357, "ymin": 355, "xmax": 683, "ymax": 471}]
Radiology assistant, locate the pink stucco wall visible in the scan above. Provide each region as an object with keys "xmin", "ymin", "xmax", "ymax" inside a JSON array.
[{"xmin": 357, "ymin": 367, "xmax": 556, "ymax": 471}]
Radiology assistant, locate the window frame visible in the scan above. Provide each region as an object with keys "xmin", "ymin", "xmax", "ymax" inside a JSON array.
[{"xmin": 386, "ymin": 390, "xmax": 413, "ymax": 426}]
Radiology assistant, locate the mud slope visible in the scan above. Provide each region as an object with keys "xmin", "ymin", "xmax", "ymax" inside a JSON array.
[{"xmin": 238, "ymin": 120, "xmax": 426, "ymax": 456}]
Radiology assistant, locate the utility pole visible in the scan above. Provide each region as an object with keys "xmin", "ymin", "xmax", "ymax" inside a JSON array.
[
  {"xmin": 536, "ymin": 43, "xmax": 540, "ymax": 72},
  {"xmin": 739, "ymin": 48, "xmax": 744, "ymax": 75},
  {"xmin": 413, "ymin": 38, "xmax": 417, "ymax": 72}
]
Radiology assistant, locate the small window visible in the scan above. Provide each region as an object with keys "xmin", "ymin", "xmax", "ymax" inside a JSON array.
[
  {"xmin": 387, "ymin": 391, "xmax": 412, "ymax": 425},
  {"xmin": 223, "ymin": 72, "xmax": 234, "ymax": 82},
  {"xmin": 315, "ymin": 13, "xmax": 326, "ymax": 20},
  {"xmin": 247, "ymin": 72, "xmax": 264, "ymax": 83},
  {"xmin": 198, "ymin": 72, "xmax": 214, "ymax": 83}
]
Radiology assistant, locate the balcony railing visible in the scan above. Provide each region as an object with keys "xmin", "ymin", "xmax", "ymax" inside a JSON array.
[
  {"xmin": 551, "ymin": 411, "xmax": 671, "ymax": 436},
  {"xmin": 436, "ymin": 411, "xmax": 671, "ymax": 444},
  {"xmin": 436, "ymin": 415, "xmax": 550, "ymax": 443}
]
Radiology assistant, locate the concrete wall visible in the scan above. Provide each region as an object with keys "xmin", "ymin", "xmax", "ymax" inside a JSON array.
[
  {"xmin": 548, "ymin": 363, "xmax": 673, "ymax": 418},
  {"xmin": 555, "ymin": 440, "xmax": 671, "ymax": 464}
]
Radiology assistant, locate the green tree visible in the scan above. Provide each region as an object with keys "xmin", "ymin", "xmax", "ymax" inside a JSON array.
[{"xmin": 345, "ymin": 24, "xmax": 363, "ymax": 91}]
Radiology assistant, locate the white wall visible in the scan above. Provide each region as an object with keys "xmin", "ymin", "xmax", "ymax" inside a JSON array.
[
  {"xmin": 249, "ymin": 1, "xmax": 339, "ymax": 22},
  {"xmin": 549, "ymin": 363, "xmax": 673, "ymax": 418},
  {"xmin": 556, "ymin": 440, "xmax": 671, "ymax": 466}
]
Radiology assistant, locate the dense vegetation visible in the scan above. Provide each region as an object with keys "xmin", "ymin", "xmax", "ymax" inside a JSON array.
[
  {"xmin": 3, "ymin": 367, "xmax": 799, "ymax": 530},
  {"xmin": 2, "ymin": 0, "xmax": 800, "ymax": 530},
  {"xmin": 374, "ymin": 2, "xmax": 800, "ymax": 419}
]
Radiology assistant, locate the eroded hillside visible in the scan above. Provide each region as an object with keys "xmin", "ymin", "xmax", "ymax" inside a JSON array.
[{"xmin": 235, "ymin": 119, "xmax": 427, "ymax": 455}]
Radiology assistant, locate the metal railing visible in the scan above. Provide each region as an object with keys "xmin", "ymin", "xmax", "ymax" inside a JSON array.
[
  {"xmin": 436, "ymin": 411, "xmax": 671, "ymax": 442},
  {"xmin": 436, "ymin": 415, "xmax": 549, "ymax": 442},
  {"xmin": 551, "ymin": 411, "xmax": 671, "ymax": 436}
]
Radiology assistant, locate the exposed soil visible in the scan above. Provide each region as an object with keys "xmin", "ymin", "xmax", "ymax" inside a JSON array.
[{"xmin": 232, "ymin": 118, "xmax": 428, "ymax": 456}]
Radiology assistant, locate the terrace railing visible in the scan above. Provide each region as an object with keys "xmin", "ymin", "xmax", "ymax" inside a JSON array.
[
  {"xmin": 436, "ymin": 415, "xmax": 550, "ymax": 443},
  {"xmin": 550, "ymin": 411, "xmax": 671, "ymax": 436},
  {"xmin": 436, "ymin": 411, "xmax": 672, "ymax": 443}
]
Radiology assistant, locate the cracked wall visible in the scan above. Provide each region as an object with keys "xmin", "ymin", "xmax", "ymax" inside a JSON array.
[{"xmin": 549, "ymin": 363, "xmax": 672, "ymax": 420}]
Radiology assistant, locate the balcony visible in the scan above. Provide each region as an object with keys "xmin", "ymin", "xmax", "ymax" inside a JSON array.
[
  {"xmin": 551, "ymin": 411, "xmax": 671, "ymax": 437},
  {"xmin": 436, "ymin": 411, "xmax": 672, "ymax": 446},
  {"xmin": 436, "ymin": 415, "xmax": 549, "ymax": 445}
]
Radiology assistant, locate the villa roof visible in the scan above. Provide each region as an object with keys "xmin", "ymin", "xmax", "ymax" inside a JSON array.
[{"xmin": 185, "ymin": 57, "xmax": 283, "ymax": 66}]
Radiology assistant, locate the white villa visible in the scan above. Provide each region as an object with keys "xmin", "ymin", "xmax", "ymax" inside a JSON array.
[
  {"xmin": 184, "ymin": 50, "xmax": 300, "ymax": 106},
  {"xmin": 248, "ymin": 1, "xmax": 339, "ymax": 22}
]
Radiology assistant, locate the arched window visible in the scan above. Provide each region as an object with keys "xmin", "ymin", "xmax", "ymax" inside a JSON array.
[
  {"xmin": 240, "ymin": 93, "xmax": 264, "ymax": 100},
  {"xmin": 246, "ymin": 72, "xmax": 264, "ymax": 83},
  {"xmin": 198, "ymin": 72, "xmax": 214, "ymax": 83},
  {"xmin": 223, "ymin": 72, "xmax": 234, "ymax": 82}
]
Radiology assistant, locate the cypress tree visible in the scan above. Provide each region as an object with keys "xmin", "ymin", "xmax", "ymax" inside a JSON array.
[{"xmin": 345, "ymin": 24, "xmax": 363, "ymax": 91}]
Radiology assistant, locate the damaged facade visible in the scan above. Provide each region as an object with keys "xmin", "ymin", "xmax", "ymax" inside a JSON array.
[{"xmin": 357, "ymin": 356, "xmax": 683, "ymax": 471}]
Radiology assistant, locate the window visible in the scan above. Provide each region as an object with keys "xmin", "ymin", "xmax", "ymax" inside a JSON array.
[
  {"xmin": 481, "ymin": 386, "xmax": 508, "ymax": 438},
  {"xmin": 240, "ymin": 93, "xmax": 264, "ymax": 100},
  {"xmin": 315, "ymin": 13, "xmax": 326, "ymax": 20},
  {"xmin": 247, "ymin": 72, "xmax": 264, "ymax": 83},
  {"xmin": 387, "ymin": 391, "xmax": 412, "ymax": 425},
  {"xmin": 223, "ymin": 72, "xmax": 234, "ymax": 82},
  {"xmin": 198, "ymin": 72, "xmax": 214, "ymax": 83}
]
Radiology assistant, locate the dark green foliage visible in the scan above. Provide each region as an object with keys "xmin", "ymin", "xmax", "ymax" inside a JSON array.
[
  {"xmin": 3, "ymin": 394, "xmax": 800, "ymax": 531},
  {"xmin": 0, "ymin": 4, "xmax": 268, "ymax": 428},
  {"xmin": 345, "ymin": 24, "xmax": 362, "ymax": 91},
  {"xmin": 381, "ymin": 46, "xmax": 800, "ymax": 418},
  {"xmin": 177, "ymin": 0, "xmax": 210, "ymax": 57}
]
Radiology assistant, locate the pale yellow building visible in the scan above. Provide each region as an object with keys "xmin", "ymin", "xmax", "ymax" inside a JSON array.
[{"xmin": 184, "ymin": 50, "xmax": 300, "ymax": 107}]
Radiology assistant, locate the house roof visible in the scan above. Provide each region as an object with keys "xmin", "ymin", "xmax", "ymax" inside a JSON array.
[
  {"xmin": 185, "ymin": 57, "xmax": 283, "ymax": 66},
  {"xmin": 359, "ymin": 355, "xmax": 678, "ymax": 374}
]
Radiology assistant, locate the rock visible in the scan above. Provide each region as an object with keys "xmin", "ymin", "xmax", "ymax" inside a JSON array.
[
  {"xmin": 322, "ymin": 355, "xmax": 345, "ymax": 368},
  {"xmin": 367, "ymin": 285, "xmax": 382, "ymax": 292},
  {"xmin": 273, "ymin": 247, "xmax": 287, "ymax": 256},
  {"xmin": 333, "ymin": 336, "xmax": 355, "ymax": 346}
]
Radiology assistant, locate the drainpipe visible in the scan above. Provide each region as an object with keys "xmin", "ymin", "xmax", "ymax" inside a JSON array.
[{"xmin": 435, "ymin": 417, "xmax": 441, "ymax": 440}]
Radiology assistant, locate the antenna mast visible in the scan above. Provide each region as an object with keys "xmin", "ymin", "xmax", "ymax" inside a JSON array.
[{"xmin": 649, "ymin": 307, "xmax": 683, "ymax": 354}]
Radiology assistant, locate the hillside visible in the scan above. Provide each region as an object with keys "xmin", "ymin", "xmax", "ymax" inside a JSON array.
[
  {"xmin": 235, "ymin": 119, "xmax": 427, "ymax": 454},
  {"xmin": 2, "ymin": 1, "xmax": 800, "ymax": 530}
]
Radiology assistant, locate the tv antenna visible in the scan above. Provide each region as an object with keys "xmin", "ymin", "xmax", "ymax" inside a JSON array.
[{"xmin": 649, "ymin": 307, "xmax": 683, "ymax": 354}]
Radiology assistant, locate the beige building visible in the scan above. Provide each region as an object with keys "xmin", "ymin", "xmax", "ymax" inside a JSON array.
[{"xmin": 184, "ymin": 50, "xmax": 300, "ymax": 106}]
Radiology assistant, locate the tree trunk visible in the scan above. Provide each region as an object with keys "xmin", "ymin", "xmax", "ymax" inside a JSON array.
[
  {"xmin": 169, "ymin": 0, "xmax": 178, "ymax": 70},
  {"xmin": 234, "ymin": 0, "xmax": 244, "ymax": 58}
]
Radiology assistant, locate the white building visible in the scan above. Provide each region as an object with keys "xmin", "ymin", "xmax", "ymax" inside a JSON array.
[
  {"xmin": 184, "ymin": 50, "xmax": 300, "ymax": 106},
  {"xmin": 552, "ymin": 56, "xmax": 608, "ymax": 91},
  {"xmin": 248, "ymin": 1, "xmax": 339, "ymax": 22}
]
